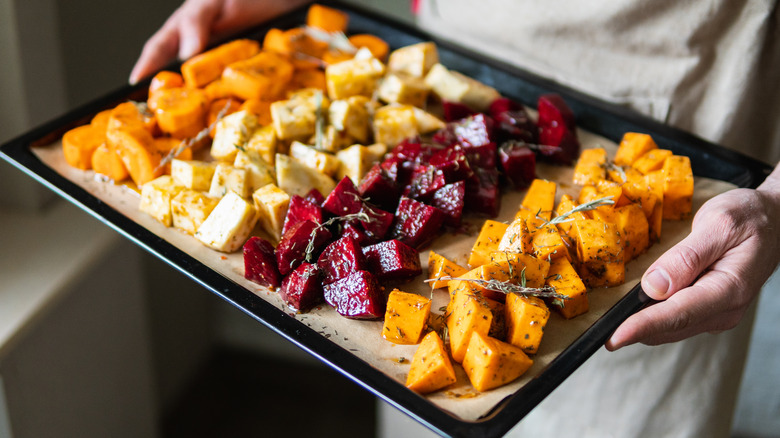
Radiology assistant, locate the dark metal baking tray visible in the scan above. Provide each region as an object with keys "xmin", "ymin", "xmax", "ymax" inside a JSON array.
[{"xmin": 1, "ymin": 2, "xmax": 772, "ymax": 437}]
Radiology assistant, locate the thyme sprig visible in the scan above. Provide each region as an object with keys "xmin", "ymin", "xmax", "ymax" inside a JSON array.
[
  {"xmin": 424, "ymin": 276, "xmax": 569, "ymax": 300},
  {"xmin": 544, "ymin": 196, "xmax": 615, "ymax": 226},
  {"xmin": 303, "ymin": 212, "xmax": 372, "ymax": 263},
  {"xmin": 314, "ymin": 90, "xmax": 325, "ymax": 151},
  {"xmin": 602, "ymin": 161, "xmax": 627, "ymax": 183}
]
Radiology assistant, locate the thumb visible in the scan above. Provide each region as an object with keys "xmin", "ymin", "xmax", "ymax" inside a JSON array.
[{"xmin": 641, "ymin": 227, "xmax": 725, "ymax": 301}]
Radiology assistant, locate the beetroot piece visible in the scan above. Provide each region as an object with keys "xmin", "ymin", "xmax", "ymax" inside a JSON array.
[
  {"xmin": 317, "ymin": 236, "xmax": 367, "ymax": 284},
  {"xmin": 282, "ymin": 195, "xmax": 324, "ymax": 236},
  {"xmin": 390, "ymin": 197, "xmax": 446, "ymax": 249},
  {"xmin": 488, "ymin": 97, "xmax": 523, "ymax": 116},
  {"xmin": 432, "ymin": 181, "xmax": 466, "ymax": 227},
  {"xmin": 276, "ymin": 220, "xmax": 332, "ymax": 276},
  {"xmin": 499, "ymin": 141, "xmax": 537, "ymax": 189},
  {"xmin": 322, "ymin": 177, "xmax": 364, "ymax": 217},
  {"xmin": 358, "ymin": 204, "xmax": 394, "ymax": 241},
  {"xmin": 429, "ymin": 146, "xmax": 474, "ymax": 182},
  {"xmin": 279, "ymin": 262, "xmax": 322, "ymax": 312},
  {"xmin": 453, "ymin": 113, "xmax": 495, "ymax": 148},
  {"xmin": 323, "ymin": 270, "xmax": 386, "ymax": 319},
  {"xmin": 358, "ymin": 164, "xmax": 399, "ymax": 212},
  {"xmin": 304, "ymin": 188, "xmax": 326, "ymax": 206},
  {"xmin": 243, "ymin": 236, "xmax": 282, "ymax": 288},
  {"xmin": 404, "ymin": 165, "xmax": 448, "ymax": 200},
  {"xmin": 537, "ymin": 94, "xmax": 576, "ymax": 132},
  {"xmin": 465, "ymin": 167, "xmax": 501, "ymax": 217},
  {"xmin": 442, "ymin": 100, "xmax": 477, "ymax": 122},
  {"xmin": 339, "ymin": 221, "xmax": 374, "ymax": 246},
  {"xmin": 493, "ymin": 108, "xmax": 538, "ymax": 145},
  {"xmin": 463, "ymin": 142, "xmax": 497, "ymax": 169},
  {"xmin": 537, "ymin": 124, "xmax": 580, "ymax": 165},
  {"xmin": 363, "ymin": 239, "xmax": 423, "ymax": 281}
]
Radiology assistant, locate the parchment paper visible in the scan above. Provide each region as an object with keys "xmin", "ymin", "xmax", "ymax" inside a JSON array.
[{"xmin": 32, "ymin": 127, "xmax": 737, "ymax": 421}]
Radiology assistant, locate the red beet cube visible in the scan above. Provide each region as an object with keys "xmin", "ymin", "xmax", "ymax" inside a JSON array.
[
  {"xmin": 432, "ymin": 181, "xmax": 466, "ymax": 227},
  {"xmin": 304, "ymin": 188, "xmax": 326, "ymax": 206},
  {"xmin": 429, "ymin": 146, "xmax": 474, "ymax": 182},
  {"xmin": 390, "ymin": 197, "xmax": 446, "ymax": 249},
  {"xmin": 453, "ymin": 113, "xmax": 495, "ymax": 148},
  {"xmin": 537, "ymin": 124, "xmax": 580, "ymax": 165},
  {"xmin": 358, "ymin": 204, "xmax": 394, "ymax": 241},
  {"xmin": 363, "ymin": 239, "xmax": 422, "ymax": 281},
  {"xmin": 493, "ymin": 109, "xmax": 538, "ymax": 145},
  {"xmin": 442, "ymin": 100, "xmax": 477, "ymax": 122},
  {"xmin": 323, "ymin": 270, "xmax": 386, "ymax": 319},
  {"xmin": 465, "ymin": 167, "xmax": 501, "ymax": 217},
  {"xmin": 404, "ymin": 165, "xmax": 448, "ymax": 200},
  {"xmin": 339, "ymin": 221, "xmax": 374, "ymax": 246},
  {"xmin": 317, "ymin": 236, "xmax": 367, "ymax": 284},
  {"xmin": 488, "ymin": 97, "xmax": 523, "ymax": 116},
  {"xmin": 282, "ymin": 195, "xmax": 323, "ymax": 235},
  {"xmin": 279, "ymin": 262, "xmax": 322, "ymax": 313},
  {"xmin": 463, "ymin": 142, "xmax": 497, "ymax": 169},
  {"xmin": 499, "ymin": 141, "xmax": 537, "ymax": 188},
  {"xmin": 358, "ymin": 164, "xmax": 399, "ymax": 212},
  {"xmin": 276, "ymin": 220, "xmax": 332, "ymax": 276},
  {"xmin": 537, "ymin": 93, "xmax": 576, "ymax": 132},
  {"xmin": 323, "ymin": 176, "xmax": 363, "ymax": 217},
  {"xmin": 243, "ymin": 236, "xmax": 282, "ymax": 288}
]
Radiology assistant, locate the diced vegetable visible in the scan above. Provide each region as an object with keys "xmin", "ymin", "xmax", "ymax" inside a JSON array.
[
  {"xmin": 382, "ymin": 289, "xmax": 431, "ymax": 344},
  {"xmin": 462, "ymin": 331, "xmax": 533, "ymax": 392},
  {"xmin": 406, "ymin": 331, "xmax": 456, "ymax": 394}
]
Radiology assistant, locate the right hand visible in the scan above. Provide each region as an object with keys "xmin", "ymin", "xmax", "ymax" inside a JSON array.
[{"xmin": 129, "ymin": 0, "xmax": 310, "ymax": 84}]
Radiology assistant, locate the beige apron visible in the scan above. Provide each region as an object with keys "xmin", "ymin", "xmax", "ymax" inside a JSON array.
[{"xmin": 378, "ymin": 1, "xmax": 778, "ymax": 437}]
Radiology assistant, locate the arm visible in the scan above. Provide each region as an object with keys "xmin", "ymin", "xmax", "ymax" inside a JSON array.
[
  {"xmin": 129, "ymin": 0, "xmax": 311, "ymax": 84},
  {"xmin": 607, "ymin": 163, "xmax": 780, "ymax": 349}
]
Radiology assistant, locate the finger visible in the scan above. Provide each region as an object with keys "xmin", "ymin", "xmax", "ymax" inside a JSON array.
[
  {"xmin": 129, "ymin": 28, "xmax": 180, "ymax": 84},
  {"xmin": 176, "ymin": 4, "xmax": 221, "ymax": 60}
]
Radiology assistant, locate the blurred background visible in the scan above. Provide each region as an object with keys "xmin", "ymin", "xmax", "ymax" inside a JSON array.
[{"xmin": 0, "ymin": 1, "xmax": 777, "ymax": 437}]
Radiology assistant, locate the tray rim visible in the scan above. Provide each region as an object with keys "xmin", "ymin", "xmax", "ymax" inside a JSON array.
[{"xmin": 1, "ymin": 2, "xmax": 773, "ymax": 437}]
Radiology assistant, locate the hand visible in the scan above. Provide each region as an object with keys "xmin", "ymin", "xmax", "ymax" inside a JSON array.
[
  {"xmin": 129, "ymin": 0, "xmax": 310, "ymax": 84},
  {"xmin": 606, "ymin": 166, "xmax": 780, "ymax": 350}
]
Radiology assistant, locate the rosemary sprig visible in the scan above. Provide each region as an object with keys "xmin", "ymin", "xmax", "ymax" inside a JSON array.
[
  {"xmin": 544, "ymin": 196, "xmax": 614, "ymax": 226},
  {"xmin": 314, "ymin": 90, "xmax": 325, "ymax": 151},
  {"xmin": 304, "ymin": 26, "xmax": 357, "ymax": 53},
  {"xmin": 303, "ymin": 212, "xmax": 371, "ymax": 262},
  {"xmin": 424, "ymin": 276, "xmax": 569, "ymax": 301},
  {"xmin": 602, "ymin": 161, "xmax": 627, "ymax": 183}
]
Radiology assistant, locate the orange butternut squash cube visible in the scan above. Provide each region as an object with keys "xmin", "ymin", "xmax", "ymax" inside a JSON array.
[
  {"xmin": 515, "ymin": 179, "xmax": 557, "ymax": 228},
  {"xmin": 147, "ymin": 87, "xmax": 209, "ymax": 139},
  {"xmin": 106, "ymin": 126, "xmax": 163, "ymax": 187},
  {"xmin": 406, "ymin": 331, "xmax": 456, "ymax": 394},
  {"xmin": 573, "ymin": 147, "xmax": 607, "ymax": 186},
  {"xmin": 546, "ymin": 257, "xmax": 589, "ymax": 319},
  {"xmin": 573, "ymin": 219, "xmax": 625, "ymax": 288},
  {"xmin": 62, "ymin": 124, "xmax": 104, "ymax": 170},
  {"xmin": 428, "ymin": 251, "xmax": 468, "ymax": 289},
  {"xmin": 222, "ymin": 51, "xmax": 294, "ymax": 101},
  {"xmin": 498, "ymin": 217, "xmax": 534, "ymax": 254},
  {"xmin": 531, "ymin": 224, "xmax": 570, "ymax": 261},
  {"xmin": 614, "ymin": 132, "xmax": 657, "ymax": 166},
  {"xmin": 181, "ymin": 39, "xmax": 261, "ymax": 88},
  {"xmin": 620, "ymin": 180, "xmax": 658, "ymax": 220},
  {"xmin": 306, "ymin": 3, "xmax": 350, "ymax": 33},
  {"xmin": 487, "ymin": 252, "xmax": 550, "ymax": 288},
  {"xmin": 554, "ymin": 194, "xmax": 590, "ymax": 239},
  {"xmin": 382, "ymin": 289, "xmax": 431, "ymax": 345},
  {"xmin": 505, "ymin": 294, "xmax": 549, "ymax": 354},
  {"xmin": 632, "ymin": 148, "xmax": 673, "ymax": 174},
  {"xmin": 485, "ymin": 298, "xmax": 507, "ymax": 341},
  {"xmin": 662, "ymin": 155, "xmax": 694, "ymax": 220},
  {"xmin": 91, "ymin": 143, "xmax": 129, "ymax": 181},
  {"xmin": 468, "ymin": 220, "xmax": 509, "ymax": 267},
  {"xmin": 592, "ymin": 204, "xmax": 649, "ymax": 262},
  {"xmin": 463, "ymin": 332, "xmax": 533, "ymax": 392},
  {"xmin": 446, "ymin": 284, "xmax": 493, "ymax": 363}
]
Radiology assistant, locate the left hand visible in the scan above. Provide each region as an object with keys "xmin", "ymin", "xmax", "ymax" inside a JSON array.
[{"xmin": 606, "ymin": 167, "xmax": 780, "ymax": 350}]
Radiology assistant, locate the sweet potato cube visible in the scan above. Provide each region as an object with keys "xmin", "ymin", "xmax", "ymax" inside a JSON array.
[
  {"xmin": 531, "ymin": 224, "xmax": 570, "ymax": 261},
  {"xmin": 428, "ymin": 251, "xmax": 468, "ymax": 289},
  {"xmin": 181, "ymin": 39, "xmax": 260, "ymax": 88},
  {"xmin": 592, "ymin": 203, "xmax": 650, "ymax": 262},
  {"xmin": 62, "ymin": 124, "xmax": 103, "ymax": 170},
  {"xmin": 222, "ymin": 51, "xmax": 293, "ymax": 101},
  {"xmin": 662, "ymin": 155, "xmax": 694, "ymax": 219},
  {"xmin": 573, "ymin": 219, "xmax": 625, "ymax": 288},
  {"xmin": 382, "ymin": 289, "xmax": 432, "ymax": 344},
  {"xmin": 498, "ymin": 217, "xmax": 534, "ymax": 254},
  {"xmin": 620, "ymin": 180, "xmax": 658, "ymax": 220},
  {"xmin": 516, "ymin": 179, "xmax": 557, "ymax": 225},
  {"xmin": 462, "ymin": 332, "xmax": 533, "ymax": 392},
  {"xmin": 487, "ymin": 252, "xmax": 550, "ymax": 288},
  {"xmin": 554, "ymin": 194, "xmax": 590, "ymax": 239},
  {"xmin": 546, "ymin": 257, "xmax": 588, "ymax": 319},
  {"xmin": 573, "ymin": 148, "xmax": 607, "ymax": 186},
  {"xmin": 446, "ymin": 284, "xmax": 493, "ymax": 363},
  {"xmin": 306, "ymin": 3, "xmax": 349, "ymax": 32},
  {"xmin": 406, "ymin": 331, "xmax": 456, "ymax": 394},
  {"xmin": 505, "ymin": 293, "xmax": 549, "ymax": 355},
  {"xmin": 468, "ymin": 220, "xmax": 509, "ymax": 267},
  {"xmin": 454, "ymin": 262, "xmax": 516, "ymax": 303},
  {"xmin": 632, "ymin": 148, "xmax": 673, "ymax": 175},
  {"xmin": 644, "ymin": 171, "xmax": 665, "ymax": 242},
  {"xmin": 614, "ymin": 132, "xmax": 658, "ymax": 166}
]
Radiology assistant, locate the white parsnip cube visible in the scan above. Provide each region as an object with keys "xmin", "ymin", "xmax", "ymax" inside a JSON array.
[
  {"xmin": 424, "ymin": 63, "xmax": 500, "ymax": 111},
  {"xmin": 387, "ymin": 42, "xmax": 439, "ymax": 78},
  {"xmin": 252, "ymin": 184, "xmax": 290, "ymax": 241},
  {"xmin": 373, "ymin": 104, "xmax": 419, "ymax": 147},
  {"xmin": 325, "ymin": 56, "xmax": 386, "ymax": 100},
  {"xmin": 245, "ymin": 125, "xmax": 277, "ymax": 165},
  {"xmin": 171, "ymin": 189, "xmax": 219, "ymax": 235},
  {"xmin": 275, "ymin": 153, "xmax": 336, "ymax": 197},
  {"xmin": 336, "ymin": 144, "xmax": 378, "ymax": 185},
  {"xmin": 377, "ymin": 73, "xmax": 430, "ymax": 108},
  {"xmin": 413, "ymin": 107, "xmax": 445, "ymax": 133},
  {"xmin": 315, "ymin": 125, "xmax": 354, "ymax": 153},
  {"xmin": 289, "ymin": 141, "xmax": 341, "ymax": 177},
  {"xmin": 234, "ymin": 149, "xmax": 276, "ymax": 193},
  {"xmin": 195, "ymin": 191, "xmax": 258, "ymax": 252},
  {"xmin": 211, "ymin": 110, "xmax": 258, "ymax": 162},
  {"xmin": 209, "ymin": 163, "xmax": 251, "ymax": 198},
  {"xmin": 328, "ymin": 96, "xmax": 371, "ymax": 144},
  {"xmin": 139, "ymin": 175, "xmax": 185, "ymax": 227},
  {"xmin": 171, "ymin": 159, "xmax": 217, "ymax": 191}
]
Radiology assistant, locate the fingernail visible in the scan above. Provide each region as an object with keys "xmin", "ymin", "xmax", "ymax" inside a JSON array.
[
  {"xmin": 179, "ymin": 39, "xmax": 198, "ymax": 60},
  {"xmin": 643, "ymin": 269, "xmax": 669, "ymax": 298}
]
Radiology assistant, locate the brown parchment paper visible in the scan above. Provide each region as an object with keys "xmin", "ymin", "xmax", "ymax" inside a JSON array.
[{"xmin": 32, "ymin": 127, "xmax": 736, "ymax": 421}]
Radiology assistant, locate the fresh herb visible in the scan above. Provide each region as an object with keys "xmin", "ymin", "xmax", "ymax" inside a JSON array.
[
  {"xmin": 303, "ymin": 212, "xmax": 371, "ymax": 262},
  {"xmin": 314, "ymin": 90, "xmax": 325, "ymax": 151},
  {"xmin": 544, "ymin": 196, "xmax": 615, "ymax": 226},
  {"xmin": 425, "ymin": 276, "xmax": 569, "ymax": 300}
]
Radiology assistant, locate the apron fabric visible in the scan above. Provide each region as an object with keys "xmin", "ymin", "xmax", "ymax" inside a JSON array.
[{"xmin": 386, "ymin": 1, "xmax": 779, "ymax": 436}]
